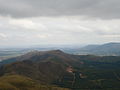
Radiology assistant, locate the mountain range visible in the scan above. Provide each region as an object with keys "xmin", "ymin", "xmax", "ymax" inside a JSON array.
[
  {"xmin": 66, "ymin": 42, "xmax": 120, "ymax": 56},
  {"xmin": 0, "ymin": 50, "xmax": 120, "ymax": 89}
]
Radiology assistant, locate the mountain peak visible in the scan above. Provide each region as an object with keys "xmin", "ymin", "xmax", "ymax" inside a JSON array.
[{"xmin": 48, "ymin": 50, "xmax": 64, "ymax": 53}]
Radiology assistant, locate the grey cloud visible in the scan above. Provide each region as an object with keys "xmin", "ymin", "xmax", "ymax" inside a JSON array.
[{"xmin": 0, "ymin": 0, "xmax": 120, "ymax": 19}]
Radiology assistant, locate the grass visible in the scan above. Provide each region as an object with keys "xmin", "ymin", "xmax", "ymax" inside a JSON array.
[{"xmin": 0, "ymin": 75, "xmax": 70, "ymax": 90}]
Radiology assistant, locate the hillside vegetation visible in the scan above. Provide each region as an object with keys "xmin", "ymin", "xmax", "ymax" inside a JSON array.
[
  {"xmin": 0, "ymin": 75, "xmax": 70, "ymax": 90},
  {"xmin": 1, "ymin": 50, "xmax": 120, "ymax": 89}
]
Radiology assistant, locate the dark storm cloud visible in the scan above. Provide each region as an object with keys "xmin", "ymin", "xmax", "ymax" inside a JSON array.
[{"xmin": 0, "ymin": 0, "xmax": 120, "ymax": 19}]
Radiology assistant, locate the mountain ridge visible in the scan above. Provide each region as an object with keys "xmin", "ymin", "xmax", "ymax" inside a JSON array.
[{"xmin": 70, "ymin": 42, "xmax": 120, "ymax": 56}]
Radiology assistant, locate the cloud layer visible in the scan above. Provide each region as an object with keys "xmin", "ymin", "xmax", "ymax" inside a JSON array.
[
  {"xmin": 0, "ymin": 15, "xmax": 120, "ymax": 47},
  {"xmin": 0, "ymin": 0, "xmax": 120, "ymax": 47},
  {"xmin": 0, "ymin": 0, "xmax": 120, "ymax": 19}
]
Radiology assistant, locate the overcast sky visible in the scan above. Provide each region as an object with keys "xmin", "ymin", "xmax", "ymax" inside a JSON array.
[{"xmin": 0, "ymin": 0, "xmax": 120, "ymax": 47}]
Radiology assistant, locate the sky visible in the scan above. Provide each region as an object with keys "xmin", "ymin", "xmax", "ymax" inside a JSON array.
[{"xmin": 0, "ymin": 0, "xmax": 120, "ymax": 47}]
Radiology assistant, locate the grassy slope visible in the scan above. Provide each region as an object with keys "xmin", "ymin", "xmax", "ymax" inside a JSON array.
[
  {"xmin": 0, "ymin": 75, "xmax": 70, "ymax": 90},
  {"xmin": 0, "ymin": 60, "xmax": 67, "ymax": 84}
]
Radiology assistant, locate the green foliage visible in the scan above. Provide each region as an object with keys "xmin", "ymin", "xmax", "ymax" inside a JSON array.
[
  {"xmin": 1, "ymin": 50, "xmax": 120, "ymax": 90},
  {"xmin": 0, "ymin": 75, "xmax": 70, "ymax": 90}
]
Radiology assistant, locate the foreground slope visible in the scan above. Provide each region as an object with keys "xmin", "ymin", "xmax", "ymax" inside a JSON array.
[
  {"xmin": 0, "ymin": 60, "xmax": 67, "ymax": 83},
  {"xmin": 0, "ymin": 75, "xmax": 69, "ymax": 90}
]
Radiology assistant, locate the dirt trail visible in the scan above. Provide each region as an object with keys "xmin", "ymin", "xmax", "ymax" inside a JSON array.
[
  {"xmin": 114, "ymin": 72, "xmax": 120, "ymax": 80},
  {"xmin": 72, "ymin": 73, "xmax": 75, "ymax": 87}
]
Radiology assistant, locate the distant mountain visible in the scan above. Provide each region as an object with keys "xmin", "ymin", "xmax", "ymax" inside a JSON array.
[{"xmin": 70, "ymin": 42, "xmax": 120, "ymax": 56}]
